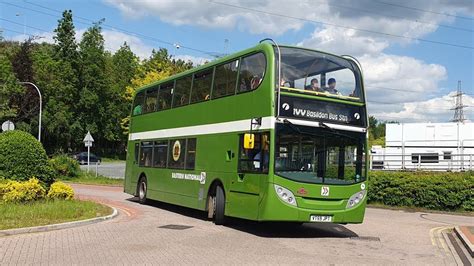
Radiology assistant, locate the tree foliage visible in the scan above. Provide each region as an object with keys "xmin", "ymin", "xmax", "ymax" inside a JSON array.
[{"xmin": 0, "ymin": 10, "xmax": 194, "ymax": 157}]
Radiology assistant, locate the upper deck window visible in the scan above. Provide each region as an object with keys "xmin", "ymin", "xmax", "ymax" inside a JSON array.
[
  {"xmin": 212, "ymin": 60, "xmax": 239, "ymax": 99},
  {"xmin": 144, "ymin": 87, "xmax": 158, "ymax": 113},
  {"xmin": 191, "ymin": 69, "xmax": 213, "ymax": 103},
  {"xmin": 173, "ymin": 75, "xmax": 192, "ymax": 108},
  {"xmin": 238, "ymin": 53, "xmax": 266, "ymax": 93},
  {"xmin": 132, "ymin": 91, "xmax": 145, "ymax": 116},
  {"xmin": 277, "ymin": 47, "xmax": 363, "ymax": 101},
  {"xmin": 158, "ymin": 82, "xmax": 173, "ymax": 110}
]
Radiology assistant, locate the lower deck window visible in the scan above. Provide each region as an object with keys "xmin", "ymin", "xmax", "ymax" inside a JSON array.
[{"xmin": 139, "ymin": 141, "xmax": 153, "ymax": 167}]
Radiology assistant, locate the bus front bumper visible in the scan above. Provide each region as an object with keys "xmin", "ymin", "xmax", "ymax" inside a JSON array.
[{"xmin": 258, "ymin": 182, "xmax": 367, "ymax": 224}]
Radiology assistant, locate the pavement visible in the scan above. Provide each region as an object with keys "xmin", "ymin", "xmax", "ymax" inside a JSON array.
[{"xmin": 0, "ymin": 183, "xmax": 472, "ymax": 265}]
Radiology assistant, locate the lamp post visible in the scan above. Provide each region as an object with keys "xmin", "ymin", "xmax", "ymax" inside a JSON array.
[{"xmin": 19, "ymin": 82, "xmax": 42, "ymax": 142}]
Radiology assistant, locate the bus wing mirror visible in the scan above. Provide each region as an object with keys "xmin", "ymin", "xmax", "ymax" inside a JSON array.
[{"xmin": 243, "ymin": 134, "xmax": 255, "ymax": 149}]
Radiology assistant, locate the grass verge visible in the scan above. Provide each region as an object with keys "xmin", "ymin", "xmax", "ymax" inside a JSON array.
[
  {"xmin": 59, "ymin": 172, "xmax": 123, "ymax": 186},
  {"xmin": 0, "ymin": 200, "xmax": 112, "ymax": 230},
  {"xmin": 101, "ymin": 157, "xmax": 125, "ymax": 163}
]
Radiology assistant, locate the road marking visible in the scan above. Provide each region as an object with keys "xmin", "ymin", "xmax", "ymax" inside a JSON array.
[{"xmin": 430, "ymin": 226, "xmax": 453, "ymax": 255}]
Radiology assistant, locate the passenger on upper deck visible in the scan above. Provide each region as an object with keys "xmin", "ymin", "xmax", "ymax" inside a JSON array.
[
  {"xmin": 305, "ymin": 78, "xmax": 321, "ymax": 92},
  {"xmin": 324, "ymin": 78, "xmax": 340, "ymax": 95},
  {"xmin": 280, "ymin": 75, "xmax": 291, "ymax": 87}
]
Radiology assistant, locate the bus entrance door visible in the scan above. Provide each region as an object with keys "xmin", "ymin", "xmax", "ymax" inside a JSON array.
[{"xmin": 227, "ymin": 133, "xmax": 268, "ymax": 220}]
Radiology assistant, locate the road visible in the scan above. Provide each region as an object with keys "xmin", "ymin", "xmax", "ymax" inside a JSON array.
[
  {"xmin": 80, "ymin": 162, "xmax": 125, "ymax": 179},
  {"xmin": 0, "ymin": 184, "xmax": 471, "ymax": 265},
  {"xmin": 0, "ymin": 185, "xmax": 472, "ymax": 265}
]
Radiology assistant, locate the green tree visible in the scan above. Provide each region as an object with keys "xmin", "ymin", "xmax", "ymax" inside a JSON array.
[
  {"xmin": 77, "ymin": 21, "xmax": 119, "ymax": 154},
  {"xmin": 0, "ymin": 54, "xmax": 23, "ymax": 121},
  {"xmin": 53, "ymin": 10, "xmax": 78, "ymax": 62}
]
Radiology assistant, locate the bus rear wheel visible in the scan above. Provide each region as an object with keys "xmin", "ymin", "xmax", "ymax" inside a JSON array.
[
  {"xmin": 138, "ymin": 176, "xmax": 147, "ymax": 204},
  {"xmin": 207, "ymin": 185, "xmax": 226, "ymax": 225}
]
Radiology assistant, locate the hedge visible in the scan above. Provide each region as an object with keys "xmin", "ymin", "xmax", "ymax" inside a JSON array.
[
  {"xmin": 367, "ymin": 171, "xmax": 473, "ymax": 212},
  {"xmin": 0, "ymin": 130, "xmax": 54, "ymax": 185},
  {"xmin": 49, "ymin": 155, "xmax": 80, "ymax": 178}
]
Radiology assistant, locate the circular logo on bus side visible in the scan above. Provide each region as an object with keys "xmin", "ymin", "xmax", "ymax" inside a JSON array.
[
  {"xmin": 172, "ymin": 140, "xmax": 181, "ymax": 161},
  {"xmin": 282, "ymin": 103, "xmax": 290, "ymax": 110},
  {"xmin": 354, "ymin": 113, "xmax": 360, "ymax": 120}
]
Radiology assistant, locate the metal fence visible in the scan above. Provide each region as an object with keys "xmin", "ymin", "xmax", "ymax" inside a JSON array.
[{"xmin": 370, "ymin": 152, "xmax": 474, "ymax": 171}]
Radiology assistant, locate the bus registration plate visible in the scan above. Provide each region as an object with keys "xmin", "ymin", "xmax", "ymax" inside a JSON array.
[{"xmin": 310, "ymin": 215, "xmax": 332, "ymax": 222}]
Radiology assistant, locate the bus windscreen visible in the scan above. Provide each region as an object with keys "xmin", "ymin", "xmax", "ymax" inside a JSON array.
[{"xmin": 277, "ymin": 47, "xmax": 363, "ymax": 101}]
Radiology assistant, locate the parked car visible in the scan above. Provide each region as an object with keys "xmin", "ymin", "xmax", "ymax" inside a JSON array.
[{"xmin": 73, "ymin": 152, "xmax": 101, "ymax": 165}]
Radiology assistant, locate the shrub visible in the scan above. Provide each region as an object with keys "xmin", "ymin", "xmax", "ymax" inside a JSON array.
[
  {"xmin": 0, "ymin": 130, "xmax": 54, "ymax": 185},
  {"xmin": 368, "ymin": 171, "xmax": 473, "ymax": 212},
  {"xmin": 50, "ymin": 155, "xmax": 80, "ymax": 178},
  {"xmin": 2, "ymin": 177, "xmax": 46, "ymax": 203},
  {"xmin": 47, "ymin": 181, "xmax": 75, "ymax": 200}
]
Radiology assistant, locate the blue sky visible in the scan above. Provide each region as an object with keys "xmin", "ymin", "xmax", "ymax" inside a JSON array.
[{"xmin": 1, "ymin": 0, "xmax": 473, "ymax": 122}]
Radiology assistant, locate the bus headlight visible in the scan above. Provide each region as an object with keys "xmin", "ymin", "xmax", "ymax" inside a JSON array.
[
  {"xmin": 274, "ymin": 185, "xmax": 297, "ymax": 206},
  {"xmin": 346, "ymin": 190, "xmax": 366, "ymax": 209}
]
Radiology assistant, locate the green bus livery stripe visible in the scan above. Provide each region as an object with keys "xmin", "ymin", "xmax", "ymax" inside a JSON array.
[{"xmin": 129, "ymin": 117, "xmax": 276, "ymax": 140}]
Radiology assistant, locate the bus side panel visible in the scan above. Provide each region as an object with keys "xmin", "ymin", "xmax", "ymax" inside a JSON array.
[{"xmin": 124, "ymin": 140, "xmax": 138, "ymax": 195}]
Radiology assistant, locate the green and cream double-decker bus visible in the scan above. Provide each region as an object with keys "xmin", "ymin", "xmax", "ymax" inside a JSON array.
[{"xmin": 124, "ymin": 40, "xmax": 368, "ymax": 225}]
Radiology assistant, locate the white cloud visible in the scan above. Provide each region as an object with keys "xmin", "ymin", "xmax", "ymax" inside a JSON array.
[
  {"xmin": 372, "ymin": 92, "xmax": 474, "ymax": 122},
  {"xmin": 298, "ymin": 27, "xmax": 389, "ymax": 57},
  {"xmin": 101, "ymin": 30, "xmax": 154, "ymax": 59},
  {"xmin": 175, "ymin": 54, "xmax": 212, "ymax": 66},
  {"xmin": 105, "ymin": 0, "xmax": 471, "ymax": 49},
  {"xmin": 361, "ymin": 53, "xmax": 447, "ymax": 103}
]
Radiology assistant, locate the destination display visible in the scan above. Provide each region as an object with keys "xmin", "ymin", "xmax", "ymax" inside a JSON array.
[{"xmin": 279, "ymin": 95, "xmax": 366, "ymax": 127}]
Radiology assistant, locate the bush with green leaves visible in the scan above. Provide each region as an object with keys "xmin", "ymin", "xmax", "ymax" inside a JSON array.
[
  {"xmin": 0, "ymin": 130, "xmax": 54, "ymax": 185},
  {"xmin": 368, "ymin": 171, "xmax": 473, "ymax": 212},
  {"xmin": 47, "ymin": 181, "xmax": 75, "ymax": 200},
  {"xmin": 49, "ymin": 155, "xmax": 80, "ymax": 178}
]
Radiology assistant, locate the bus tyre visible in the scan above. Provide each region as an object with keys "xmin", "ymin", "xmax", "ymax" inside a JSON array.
[
  {"xmin": 214, "ymin": 186, "xmax": 226, "ymax": 225},
  {"xmin": 138, "ymin": 177, "xmax": 147, "ymax": 204}
]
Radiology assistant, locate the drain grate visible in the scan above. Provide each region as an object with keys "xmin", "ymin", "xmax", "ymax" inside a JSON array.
[
  {"xmin": 159, "ymin": 224, "xmax": 193, "ymax": 230},
  {"xmin": 350, "ymin": 236, "xmax": 380, "ymax": 242}
]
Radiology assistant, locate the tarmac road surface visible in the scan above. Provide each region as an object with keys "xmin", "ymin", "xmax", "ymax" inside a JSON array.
[{"xmin": 0, "ymin": 183, "xmax": 471, "ymax": 265}]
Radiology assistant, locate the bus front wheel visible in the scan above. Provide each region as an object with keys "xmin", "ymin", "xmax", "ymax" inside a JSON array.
[
  {"xmin": 214, "ymin": 186, "xmax": 226, "ymax": 225},
  {"xmin": 138, "ymin": 176, "xmax": 147, "ymax": 204}
]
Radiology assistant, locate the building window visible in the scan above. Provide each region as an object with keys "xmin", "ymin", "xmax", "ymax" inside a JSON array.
[
  {"xmin": 443, "ymin": 151, "xmax": 452, "ymax": 160},
  {"xmin": 411, "ymin": 153, "xmax": 439, "ymax": 164},
  {"xmin": 212, "ymin": 60, "xmax": 239, "ymax": 99},
  {"xmin": 153, "ymin": 140, "xmax": 168, "ymax": 168},
  {"xmin": 238, "ymin": 133, "xmax": 270, "ymax": 173}
]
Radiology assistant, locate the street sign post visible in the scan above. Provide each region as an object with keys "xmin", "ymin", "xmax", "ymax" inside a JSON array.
[
  {"xmin": 1, "ymin": 121, "xmax": 15, "ymax": 132},
  {"xmin": 83, "ymin": 131, "xmax": 94, "ymax": 172}
]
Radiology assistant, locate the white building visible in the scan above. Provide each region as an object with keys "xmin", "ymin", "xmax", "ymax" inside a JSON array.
[{"xmin": 371, "ymin": 122, "xmax": 474, "ymax": 171}]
